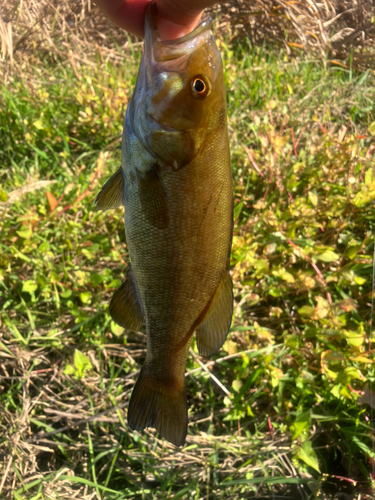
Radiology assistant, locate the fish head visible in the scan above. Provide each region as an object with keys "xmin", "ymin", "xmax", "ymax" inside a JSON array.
[{"xmin": 130, "ymin": 2, "xmax": 226, "ymax": 171}]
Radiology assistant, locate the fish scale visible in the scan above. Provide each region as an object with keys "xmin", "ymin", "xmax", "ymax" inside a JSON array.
[{"xmin": 94, "ymin": 1, "xmax": 233, "ymax": 446}]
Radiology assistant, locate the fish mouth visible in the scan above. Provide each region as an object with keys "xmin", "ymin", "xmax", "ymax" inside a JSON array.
[{"xmin": 144, "ymin": 1, "xmax": 213, "ymax": 65}]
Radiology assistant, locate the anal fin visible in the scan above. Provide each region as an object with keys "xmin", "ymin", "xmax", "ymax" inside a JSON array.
[
  {"xmin": 196, "ymin": 271, "xmax": 233, "ymax": 357},
  {"xmin": 137, "ymin": 167, "xmax": 169, "ymax": 230},
  {"xmin": 94, "ymin": 168, "xmax": 124, "ymax": 211},
  {"xmin": 109, "ymin": 266, "xmax": 144, "ymax": 331}
]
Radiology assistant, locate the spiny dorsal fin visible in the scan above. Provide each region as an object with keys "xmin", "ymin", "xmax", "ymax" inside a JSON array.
[
  {"xmin": 137, "ymin": 167, "xmax": 169, "ymax": 230},
  {"xmin": 195, "ymin": 271, "xmax": 233, "ymax": 357},
  {"xmin": 109, "ymin": 266, "xmax": 144, "ymax": 331},
  {"xmin": 94, "ymin": 168, "xmax": 124, "ymax": 211}
]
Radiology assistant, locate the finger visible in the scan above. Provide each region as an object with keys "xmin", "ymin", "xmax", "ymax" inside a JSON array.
[
  {"xmin": 95, "ymin": 0, "xmax": 217, "ymax": 40},
  {"xmin": 95, "ymin": 0, "xmax": 149, "ymax": 38},
  {"xmin": 156, "ymin": 0, "xmax": 216, "ymax": 39}
]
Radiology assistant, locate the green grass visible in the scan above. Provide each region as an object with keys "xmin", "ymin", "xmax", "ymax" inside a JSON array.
[{"xmin": 1, "ymin": 31, "xmax": 375, "ymax": 500}]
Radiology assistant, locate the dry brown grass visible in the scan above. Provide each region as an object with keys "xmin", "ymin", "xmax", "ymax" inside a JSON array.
[
  {"xmin": 1, "ymin": 1, "xmax": 375, "ymax": 71},
  {"xmin": 0, "ymin": 334, "xmax": 303, "ymax": 499},
  {"xmin": 217, "ymin": 0, "xmax": 375, "ymax": 67},
  {"xmin": 0, "ymin": 0, "xmax": 140, "ymax": 77}
]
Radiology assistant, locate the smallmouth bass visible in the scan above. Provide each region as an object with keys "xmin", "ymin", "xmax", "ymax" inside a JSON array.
[{"xmin": 95, "ymin": 2, "xmax": 233, "ymax": 446}]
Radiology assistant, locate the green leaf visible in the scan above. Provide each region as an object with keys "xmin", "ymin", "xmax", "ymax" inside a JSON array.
[
  {"xmin": 352, "ymin": 190, "xmax": 375, "ymax": 207},
  {"xmin": 0, "ymin": 341, "xmax": 15, "ymax": 357},
  {"xmin": 268, "ymin": 287, "xmax": 281, "ymax": 297},
  {"xmin": 354, "ymin": 275, "xmax": 366, "ymax": 285},
  {"xmin": 330, "ymin": 384, "xmax": 341, "ymax": 398},
  {"xmin": 80, "ymin": 291, "xmax": 92, "ymax": 304},
  {"xmin": 50, "ymin": 475, "xmax": 122, "ymax": 494},
  {"xmin": 223, "ymin": 476, "xmax": 311, "ymax": 486},
  {"xmin": 291, "ymin": 410, "xmax": 311, "ymax": 440},
  {"xmin": 14, "ymin": 493, "xmax": 26, "ymax": 500},
  {"xmin": 343, "ymin": 366, "xmax": 365, "ymax": 382},
  {"xmin": 73, "ymin": 349, "xmax": 93, "ymax": 378},
  {"xmin": 38, "ymin": 240, "xmax": 50, "ymax": 253},
  {"xmin": 298, "ymin": 306, "xmax": 314, "ymax": 317},
  {"xmin": 365, "ymin": 168, "xmax": 373, "ymax": 185},
  {"xmin": 16, "ymin": 227, "xmax": 32, "ymax": 239},
  {"xmin": 4, "ymin": 319, "xmax": 27, "ymax": 345},
  {"xmin": 368, "ymin": 121, "xmax": 375, "ymax": 136},
  {"xmin": 315, "ymin": 250, "xmax": 339, "ymax": 262},
  {"xmin": 352, "ymin": 436, "xmax": 375, "ymax": 458},
  {"xmin": 233, "ymin": 201, "xmax": 244, "ymax": 220},
  {"xmin": 308, "ymin": 191, "xmax": 318, "ymax": 207},
  {"xmin": 272, "ymin": 268, "xmax": 295, "ymax": 283},
  {"xmin": 33, "ymin": 119, "xmax": 44, "ymax": 130},
  {"xmin": 107, "ymin": 278, "xmax": 122, "ymax": 289},
  {"xmin": 0, "ymin": 189, "xmax": 8, "ymax": 202},
  {"xmin": 91, "ymin": 272, "xmax": 104, "ymax": 286},
  {"xmin": 63, "ymin": 364, "xmax": 76, "ymax": 375},
  {"xmin": 297, "ymin": 441, "xmax": 320, "ymax": 472},
  {"xmin": 347, "ymin": 244, "xmax": 361, "ymax": 260},
  {"xmin": 232, "ymin": 380, "xmax": 243, "ymax": 393},
  {"xmin": 60, "ymin": 289, "xmax": 72, "ymax": 299},
  {"xmin": 22, "ymin": 280, "xmax": 38, "ymax": 297},
  {"xmin": 50, "ymin": 272, "xmax": 60, "ymax": 283},
  {"xmin": 252, "ymin": 259, "xmax": 269, "ymax": 278},
  {"xmin": 344, "ymin": 330, "xmax": 364, "ymax": 347},
  {"xmin": 110, "ymin": 320, "xmax": 124, "ymax": 337}
]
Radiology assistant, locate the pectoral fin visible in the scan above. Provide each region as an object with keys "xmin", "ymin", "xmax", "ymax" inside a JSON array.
[
  {"xmin": 196, "ymin": 272, "xmax": 233, "ymax": 357},
  {"xmin": 94, "ymin": 168, "xmax": 124, "ymax": 211},
  {"xmin": 137, "ymin": 167, "xmax": 169, "ymax": 230},
  {"xmin": 109, "ymin": 266, "xmax": 144, "ymax": 331}
]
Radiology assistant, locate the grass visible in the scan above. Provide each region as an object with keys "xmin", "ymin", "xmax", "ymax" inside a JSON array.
[{"xmin": 1, "ymin": 23, "xmax": 375, "ymax": 500}]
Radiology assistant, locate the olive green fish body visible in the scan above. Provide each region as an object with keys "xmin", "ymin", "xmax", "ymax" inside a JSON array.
[
  {"xmin": 95, "ymin": 2, "xmax": 233, "ymax": 446},
  {"xmin": 124, "ymin": 113, "xmax": 232, "ymax": 367}
]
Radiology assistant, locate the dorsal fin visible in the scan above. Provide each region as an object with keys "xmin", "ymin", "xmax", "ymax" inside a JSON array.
[
  {"xmin": 94, "ymin": 168, "xmax": 124, "ymax": 211},
  {"xmin": 109, "ymin": 266, "xmax": 144, "ymax": 331},
  {"xmin": 195, "ymin": 271, "xmax": 233, "ymax": 357}
]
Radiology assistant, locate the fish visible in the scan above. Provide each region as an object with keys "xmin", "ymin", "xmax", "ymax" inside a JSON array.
[{"xmin": 94, "ymin": 1, "xmax": 233, "ymax": 447}]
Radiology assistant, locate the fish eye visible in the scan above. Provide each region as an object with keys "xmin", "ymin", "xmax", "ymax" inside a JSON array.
[{"xmin": 190, "ymin": 75, "xmax": 211, "ymax": 99}]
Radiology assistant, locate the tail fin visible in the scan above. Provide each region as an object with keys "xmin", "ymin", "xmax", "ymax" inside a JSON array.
[{"xmin": 128, "ymin": 366, "xmax": 187, "ymax": 447}]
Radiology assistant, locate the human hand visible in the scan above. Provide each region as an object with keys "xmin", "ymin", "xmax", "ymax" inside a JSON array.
[{"xmin": 94, "ymin": 0, "xmax": 217, "ymax": 40}]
